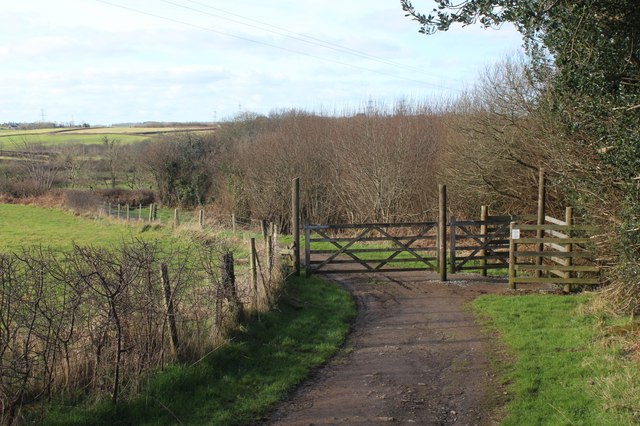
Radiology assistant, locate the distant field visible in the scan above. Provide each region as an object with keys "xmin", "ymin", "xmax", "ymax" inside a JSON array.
[
  {"xmin": 0, "ymin": 126, "xmax": 218, "ymax": 147},
  {"xmin": 0, "ymin": 204, "xmax": 171, "ymax": 251},
  {"xmin": 0, "ymin": 133, "xmax": 149, "ymax": 148}
]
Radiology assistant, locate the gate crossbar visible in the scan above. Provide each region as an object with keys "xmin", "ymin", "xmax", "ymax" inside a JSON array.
[{"xmin": 305, "ymin": 222, "xmax": 438, "ymax": 275}]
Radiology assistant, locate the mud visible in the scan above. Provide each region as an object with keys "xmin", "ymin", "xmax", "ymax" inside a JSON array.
[{"xmin": 263, "ymin": 272, "xmax": 549, "ymax": 425}]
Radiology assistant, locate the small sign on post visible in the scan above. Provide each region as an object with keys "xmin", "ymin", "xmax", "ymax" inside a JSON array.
[{"xmin": 511, "ymin": 228, "xmax": 521, "ymax": 240}]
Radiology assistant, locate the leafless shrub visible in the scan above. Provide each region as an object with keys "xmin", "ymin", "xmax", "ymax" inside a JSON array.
[
  {"xmin": 0, "ymin": 237, "xmax": 280, "ymax": 422},
  {"xmin": 95, "ymin": 189, "xmax": 155, "ymax": 206},
  {"xmin": 63, "ymin": 190, "xmax": 102, "ymax": 213}
]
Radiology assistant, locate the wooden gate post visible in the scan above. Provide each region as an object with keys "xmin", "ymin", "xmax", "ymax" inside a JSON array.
[
  {"xmin": 480, "ymin": 206, "xmax": 488, "ymax": 277},
  {"xmin": 438, "ymin": 184, "xmax": 447, "ymax": 281},
  {"xmin": 292, "ymin": 177, "xmax": 301, "ymax": 276},
  {"xmin": 564, "ymin": 206, "xmax": 573, "ymax": 294},
  {"xmin": 174, "ymin": 208, "xmax": 179, "ymax": 227},
  {"xmin": 536, "ymin": 168, "xmax": 546, "ymax": 277},
  {"xmin": 508, "ymin": 222, "xmax": 517, "ymax": 289},
  {"xmin": 199, "ymin": 209, "xmax": 204, "ymax": 228}
]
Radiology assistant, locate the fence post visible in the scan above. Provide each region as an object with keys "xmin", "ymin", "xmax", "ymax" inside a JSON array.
[
  {"xmin": 126, "ymin": 204, "xmax": 130, "ymax": 221},
  {"xmin": 220, "ymin": 251, "xmax": 242, "ymax": 322},
  {"xmin": 564, "ymin": 206, "xmax": 573, "ymax": 294},
  {"xmin": 138, "ymin": 203, "xmax": 142, "ymax": 221},
  {"xmin": 480, "ymin": 205, "xmax": 488, "ymax": 277},
  {"xmin": 149, "ymin": 203, "xmax": 154, "ymax": 222},
  {"xmin": 117, "ymin": 203, "xmax": 121, "ymax": 219},
  {"xmin": 250, "ymin": 237, "xmax": 258, "ymax": 310},
  {"xmin": 199, "ymin": 209, "xmax": 204, "ymax": 228},
  {"xmin": 305, "ymin": 225, "xmax": 311, "ymax": 277},
  {"xmin": 261, "ymin": 220, "xmax": 269, "ymax": 242},
  {"xmin": 267, "ymin": 235, "xmax": 273, "ymax": 275},
  {"xmin": 160, "ymin": 262, "xmax": 179, "ymax": 357},
  {"xmin": 174, "ymin": 208, "xmax": 179, "ymax": 227},
  {"xmin": 438, "ymin": 184, "xmax": 447, "ymax": 281},
  {"xmin": 109, "ymin": 202, "xmax": 112, "ymax": 216},
  {"xmin": 292, "ymin": 177, "xmax": 301, "ymax": 276},
  {"xmin": 449, "ymin": 218, "xmax": 456, "ymax": 274},
  {"xmin": 232, "ymin": 213, "xmax": 236, "ymax": 233},
  {"xmin": 536, "ymin": 168, "xmax": 546, "ymax": 277},
  {"xmin": 509, "ymin": 221, "xmax": 516, "ymax": 289}
]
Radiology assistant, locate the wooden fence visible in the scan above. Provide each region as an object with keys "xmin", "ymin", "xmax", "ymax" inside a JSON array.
[
  {"xmin": 448, "ymin": 213, "xmax": 536, "ymax": 275},
  {"xmin": 304, "ymin": 222, "xmax": 438, "ymax": 275},
  {"xmin": 508, "ymin": 208, "xmax": 601, "ymax": 291}
]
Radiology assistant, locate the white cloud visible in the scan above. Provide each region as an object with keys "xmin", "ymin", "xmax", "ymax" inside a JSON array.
[{"xmin": 0, "ymin": 0, "xmax": 525, "ymax": 124}]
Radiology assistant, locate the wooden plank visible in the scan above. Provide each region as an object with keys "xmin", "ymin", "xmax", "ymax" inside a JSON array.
[
  {"xmin": 548, "ymin": 256, "xmax": 571, "ymax": 266},
  {"xmin": 439, "ymin": 184, "xmax": 447, "ymax": 281},
  {"xmin": 513, "ymin": 214, "xmax": 538, "ymax": 221},
  {"xmin": 564, "ymin": 206, "xmax": 574, "ymax": 294},
  {"xmin": 309, "ymin": 257, "xmax": 437, "ymax": 265},
  {"xmin": 454, "ymin": 254, "xmax": 509, "ymax": 261},
  {"xmin": 453, "ymin": 244, "xmax": 508, "ymax": 251},
  {"xmin": 549, "ymin": 269, "xmax": 569, "ymax": 279},
  {"xmin": 513, "ymin": 224, "xmax": 596, "ymax": 231},
  {"xmin": 515, "ymin": 264, "xmax": 600, "ymax": 272},
  {"xmin": 512, "ymin": 277, "xmax": 600, "ymax": 285},
  {"xmin": 457, "ymin": 264, "xmax": 508, "ymax": 271},
  {"xmin": 513, "ymin": 251, "xmax": 592, "ymax": 258},
  {"xmin": 310, "ymin": 247, "xmax": 437, "ymax": 254},
  {"xmin": 544, "ymin": 242, "xmax": 570, "ymax": 252},
  {"xmin": 517, "ymin": 237, "xmax": 590, "ymax": 244},
  {"xmin": 545, "ymin": 229, "xmax": 569, "ymax": 238},
  {"xmin": 312, "ymin": 267, "xmax": 436, "ymax": 274},
  {"xmin": 480, "ymin": 206, "xmax": 488, "ymax": 277},
  {"xmin": 545, "ymin": 215, "xmax": 567, "ymax": 226},
  {"xmin": 509, "ymin": 222, "xmax": 516, "ymax": 289},
  {"xmin": 305, "ymin": 221, "xmax": 438, "ymax": 230},
  {"xmin": 451, "ymin": 219, "xmax": 511, "ymax": 226},
  {"xmin": 310, "ymin": 235, "xmax": 436, "ymax": 243}
]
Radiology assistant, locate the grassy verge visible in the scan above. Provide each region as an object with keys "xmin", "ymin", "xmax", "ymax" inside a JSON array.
[
  {"xmin": 43, "ymin": 274, "xmax": 356, "ymax": 425},
  {"xmin": 472, "ymin": 294, "xmax": 639, "ymax": 425}
]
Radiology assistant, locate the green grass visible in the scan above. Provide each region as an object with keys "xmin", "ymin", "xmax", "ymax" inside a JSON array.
[
  {"xmin": 0, "ymin": 133, "xmax": 149, "ymax": 148},
  {"xmin": 472, "ymin": 294, "xmax": 639, "ymax": 425},
  {"xmin": 0, "ymin": 204, "xmax": 171, "ymax": 250},
  {"xmin": 42, "ymin": 274, "xmax": 356, "ymax": 425}
]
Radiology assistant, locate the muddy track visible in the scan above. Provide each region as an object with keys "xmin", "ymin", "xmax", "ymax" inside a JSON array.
[{"xmin": 262, "ymin": 272, "xmax": 549, "ymax": 425}]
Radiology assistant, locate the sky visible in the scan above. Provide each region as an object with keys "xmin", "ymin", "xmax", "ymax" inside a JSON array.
[{"xmin": 0, "ymin": 0, "xmax": 525, "ymax": 125}]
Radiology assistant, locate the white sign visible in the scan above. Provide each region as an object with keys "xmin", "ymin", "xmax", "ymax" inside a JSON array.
[{"xmin": 511, "ymin": 229, "xmax": 521, "ymax": 240}]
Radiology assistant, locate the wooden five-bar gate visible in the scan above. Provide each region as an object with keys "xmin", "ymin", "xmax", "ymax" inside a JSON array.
[
  {"xmin": 295, "ymin": 175, "xmax": 602, "ymax": 290},
  {"xmin": 304, "ymin": 222, "xmax": 438, "ymax": 276}
]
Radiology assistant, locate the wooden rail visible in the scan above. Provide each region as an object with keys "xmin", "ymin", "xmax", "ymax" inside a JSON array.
[
  {"xmin": 304, "ymin": 222, "xmax": 438, "ymax": 276},
  {"xmin": 508, "ymin": 210, "xmax": 600, "ymax": 291}
]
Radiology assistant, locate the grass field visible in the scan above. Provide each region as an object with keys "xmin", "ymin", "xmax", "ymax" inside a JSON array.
[
  {"xmin": 473, "ymin": 294, "xmax": 640, "ymax": 425},
  {"xmin": 0, "ymin": 204, "xmax": 171, "ymax": 250},
  {"xmin": 0, "ymin": 126, "xmax": 217, "ymax": 148}
]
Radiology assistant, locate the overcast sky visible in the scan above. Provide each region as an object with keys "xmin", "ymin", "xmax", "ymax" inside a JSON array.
[{"xmin": 0, "ymin": 0, "xmax": 524, "ymax": 125}]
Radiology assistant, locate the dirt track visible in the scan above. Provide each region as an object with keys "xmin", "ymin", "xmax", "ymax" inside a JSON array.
[{"xmin": 263, "ymin": 272, "xmax": 549, "ymax": 425}]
